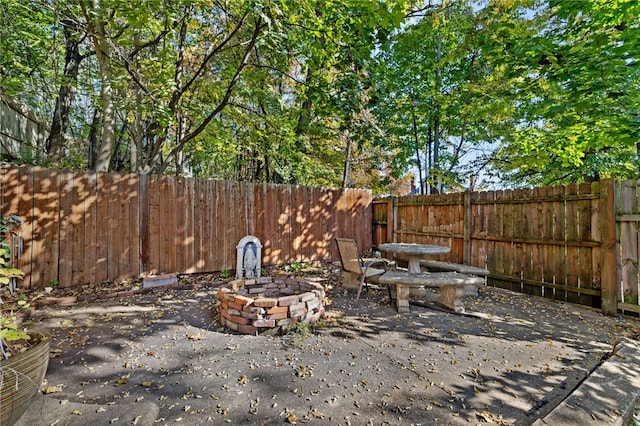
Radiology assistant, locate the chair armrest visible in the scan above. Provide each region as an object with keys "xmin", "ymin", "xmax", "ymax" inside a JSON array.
[{"xmin": 361, "ymin": 259, "xmax": 392, "ymax": 274}]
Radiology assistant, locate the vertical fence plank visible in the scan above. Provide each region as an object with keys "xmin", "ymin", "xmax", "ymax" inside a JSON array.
[
  {"xmin": 494, "ymin": 189, "xmax": 506, "ymax": 288},
  {"xmin": 590, "ymin": 181, "xmax": 602, "ymax": 304},
  {"xmin": 205, "ymin": 179, "xmax": 215, "ymax": 271},
  {"xmin": 553, "ymin": 185, "xmax": 567, "ymax": 301},
  {"xmin": 105, "ymin": 173, "xmax": 119, "ymax": 281},
  {"xmin": 121, "ymin": 174, "xmax": 136, "ymax": 279},
  {"xmin": 16, "ymin": 167, "xmax": 34, "ymax": 288},
  {"xmin": 485, "ymin": 190, "xmax": 497, "ymax": 279},
  {"xmin": 71, "ymin": 172, "xmax": 86, "ymax": 286},
  {"xmin": 513, "ymin": 188, "xmax": 525, "ymax": 293},
  {"xmin": 147, "ymin": 175, "xmax": 159, "ymax": 275},
  {"xmin": 292, "ymin": 185, "xmax": 302, "ymax": 262},
  {"xmin": 213, "ymin": 180, "xmax": 222, "ymax": 271},
  {"xmin": 58, "ymin": 170, "xmax": 74, "ymax": 287},
  {"xmin": 577, "ymin": 182, "xmax": 595, "ymax": 307},
  {"xmin": 472, "ymin": 190, "xmax": 487, "ymax": 269},
  {"xmin": 529, "ymin": 187, "xmax": 544, "ymax": 297},
  {"xmin": 174, "ymin": 177, "xmax": 186, "ymax": 274},
  {"xmin": 94, "ymin": 172, "xmax": 108, "ymax": 282},
  {"xmin": 565, "ymin": 184, "xmax": 580, "ymax": 304},
  {"xmin": 82, "ymin": 172, "xmax": 97, "ymax": 285},
  {"xmin": 541, "ymin": 185, "xmax": 555, "ymax": 299},
  {"xmin": 139, "ymin": 174, "xmax": 150, "ymax": 275},
  {"xmin": 620, "ymin": 180, "xmax": 639, "ymax": 306},
  {"xmin": 31, "ymin": 167, "xmax": 59, "ymax": 288},
  {"xmin": 192, "ymin": 178, "xmax": 205, "ymax": 272},
  {"xmin": 600, "ymin": 179, "xmax": 617, "ymax": 315}
]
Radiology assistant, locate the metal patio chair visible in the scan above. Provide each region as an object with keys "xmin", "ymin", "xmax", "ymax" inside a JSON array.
[{"xmin": 335, "ymin": 237, "xmax": 392, "ymax": 306}]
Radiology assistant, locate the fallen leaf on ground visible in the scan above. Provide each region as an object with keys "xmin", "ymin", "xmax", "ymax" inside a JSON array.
[{"xmin": 42, "ymin": 385, "xmax": 64, "ymax": 394}]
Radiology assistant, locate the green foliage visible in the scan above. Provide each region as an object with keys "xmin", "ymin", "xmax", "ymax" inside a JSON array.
[
  {"xmin": 0, "ymin": 217, "xmax": 25, "ymax": 285},
  {"xmin": 0, "ymin": 216, "xmax": 30, "ymax": 359},
  {"xmin": 219, "ymin": 269, "xmax": 231, "ymax": 279},
  {"xmin": 3, "ymin": 0, "xmax": 640, "ymax": 189},
  {"xmin": 277, "ymin": 261, "xmax": 310, "ymax": 273},
  {"xmin": 0, "ymin": 317, "xmax": 30, "ymax": 344}
]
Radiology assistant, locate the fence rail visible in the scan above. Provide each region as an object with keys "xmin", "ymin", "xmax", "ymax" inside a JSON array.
[{"xmin": 1, "ymin": 164, "xmax": 372, "ymax": 289}]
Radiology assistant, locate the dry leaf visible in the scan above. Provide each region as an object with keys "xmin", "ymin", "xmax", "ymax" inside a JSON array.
[
  {"xmin": 186, "ymin": 332, "xmax": 204, "ymax": 340},
  {"xmin": 287, "ymin": 413, "xmax": 300, "ymax": 424},
  {"xmin": 42, "ymin": 385, "xmax": 64, "ymax": 394}
]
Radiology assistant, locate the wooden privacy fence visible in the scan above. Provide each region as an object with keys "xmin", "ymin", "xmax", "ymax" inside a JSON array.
[
  {"xmin": 0, "ymin": 164, "xmax": 372, "ymax": 290},
  {"xmin": 373, "ymin": 180, "xmax": 628, "ymax": 315}
]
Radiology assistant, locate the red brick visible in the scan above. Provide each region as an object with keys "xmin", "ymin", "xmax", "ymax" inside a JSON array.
[
  {"xmin": 238, "ymin": 324, "xmax": 258, "ymax": 335},
  {"xmin": 221, "ymin": 309, "xmax": 252, "ymax": 325},
  {"xmin": 289, "ymin": 307, "xmax": 308, "ymax": 319},
  {"xmin": 306, "ymin": 299, "xmax": 320, "ymax": 311},
  {"xmin": 225, "ymin": 319, "xmax": 239, "ymax": 331},
  {"xmin": 267, "ymin": 306, "xmax": 288, "ymax": 315},
  {"xmin": 243, "ymin": 306, "xmax": 265, "ymax": 315},
  {"xmin": 276, "ymin": 317, "xmax": 298, "ymax": 326},
  {"xmin": 227, "ymin": 300, "xmax": 244, "ymax": 311},
  {"xmin": 266, "ymin": 311, "xmax": 288, "ymax": 320},
  {"xmin": 241, "ymin": 311, "xmax": 263, "ymax": 320},
  {"xmin": 299, "ymin": 292, "xmax": 316, "ymax": 302},
  {"xmin": 233, "ymin": 294, "xmax": 254, "ymax": 306},
  {"xmin": 254, "ymin": 297, "xmax": 277, "ymax": 308},
  {"xmin": 253, "ymin": 319, "xmax": 276, "ymax": 328},
  {"xmin": 288, "ymin": 302, "xmax": 306, "ymax": 312},
  {"xmin": 277, "ymin": 295, "xmax": 300, "ymax": 306}
]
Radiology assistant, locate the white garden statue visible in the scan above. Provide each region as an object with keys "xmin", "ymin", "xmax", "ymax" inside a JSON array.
[{"xmin": 236, "ymin": 236, "xmax": 262, "ymax": 279}]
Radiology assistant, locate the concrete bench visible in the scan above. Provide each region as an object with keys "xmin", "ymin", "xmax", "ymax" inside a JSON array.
[
  {"xmin": 378, "ymin": 271, "xmax": 485, "ymax": 313},
  {"xmin": 419, "ymin": 261, "xmax": 489, "ymax": 296},
  {"xmin": 419, "ymin": 260, "xmax": 489, "ymax": 276}
]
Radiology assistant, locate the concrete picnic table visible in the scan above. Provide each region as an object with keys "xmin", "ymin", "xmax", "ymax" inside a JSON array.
[{"xmin": 378, "ymin": 242, "xmax": 450, "ymax": 273}]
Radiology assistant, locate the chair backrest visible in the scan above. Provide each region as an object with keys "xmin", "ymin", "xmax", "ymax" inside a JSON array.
[{"xmin": 335, "ymin": 238, "xmax": 362, "ymax": 275}]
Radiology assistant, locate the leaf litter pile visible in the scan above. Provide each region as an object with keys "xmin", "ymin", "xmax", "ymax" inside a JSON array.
[{"xmin": 23, "ymin": 266, "xmax": 640, "ymax": 425}]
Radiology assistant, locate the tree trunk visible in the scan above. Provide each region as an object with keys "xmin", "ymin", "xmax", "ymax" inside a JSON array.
[
  {"xmin": 411, "ymin": 105, "xmax": 423, "ymax": 194},
  {"xmin": 341, "ymin": 130, "xmax": 352, "ymax": 188},
  {"xmin": 431, "ymin": 33, "xmax": 441, "ymax": 194},
  {"xmin": 46, "ymin": 19, "xmax": 84, "ymax": 164},
  {"xmin": 87, "ymin": 108, "xmax": 101, "ymax": 169},
  {"xmin": 83, "ymin": 0, "xmax": 115, "ymax": 172}
]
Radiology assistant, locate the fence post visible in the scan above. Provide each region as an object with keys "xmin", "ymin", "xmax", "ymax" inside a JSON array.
[
  {"xmin": 600, "ymin": 179, "xmax": 617, "ymax": 315},
  {"xmin": 386, "ymin": 196, "xmax": 397, "ymax": 243},
  {"xmin": 463, "ymin": 190, "xmax": 472, "ymax": 265},
  {"xmin": 139, "ymin": 174, "xmax": 150, "ymax": 275}
]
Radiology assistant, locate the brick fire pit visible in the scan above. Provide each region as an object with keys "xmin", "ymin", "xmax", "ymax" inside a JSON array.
[{"xmin": 216, "ymin": 276, "xmax": 325, "ymax": 335}]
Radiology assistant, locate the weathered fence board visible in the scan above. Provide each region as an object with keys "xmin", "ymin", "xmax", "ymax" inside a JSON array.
[{"xmin": 1, "ymin": 164, "xmax": 372, "ymax": 289}]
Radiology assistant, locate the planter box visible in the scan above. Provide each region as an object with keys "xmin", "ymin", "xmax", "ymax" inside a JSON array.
[{"xmin": 0, "ymin": 331, "xmax": 50, "ymax": 426}]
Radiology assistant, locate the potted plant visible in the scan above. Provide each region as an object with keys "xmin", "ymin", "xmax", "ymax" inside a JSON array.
[{"xmin": 0, "ymin": 215, "xmax": 50, "ymax": 426}]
